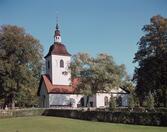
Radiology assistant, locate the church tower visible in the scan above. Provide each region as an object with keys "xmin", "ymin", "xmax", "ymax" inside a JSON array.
[{"xmin": 45, "ymin": 23, "xmax": 71, "ymax": 85}]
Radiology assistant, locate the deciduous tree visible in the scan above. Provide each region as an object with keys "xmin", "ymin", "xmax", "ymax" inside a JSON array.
[
  {"xmin": 0, "ymin": 25, "xmax": 43, "ymax": 108},
  {"xmin": 71, "ymin": 53, "xmax": 131, "ymax": 106}
]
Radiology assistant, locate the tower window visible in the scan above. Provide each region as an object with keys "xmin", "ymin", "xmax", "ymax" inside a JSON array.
[{"xmin": 60, "ymin": 59, "xmax": 64, "ymax": 68}]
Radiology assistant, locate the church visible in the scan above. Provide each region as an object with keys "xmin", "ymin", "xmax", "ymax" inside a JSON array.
[{"xmin": 38, "ymin": 23, "xmax": 129, "ymax": 108}]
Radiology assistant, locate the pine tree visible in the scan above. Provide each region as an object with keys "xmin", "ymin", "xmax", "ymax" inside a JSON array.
[{"xmin": 133, "ymin": 15, "xmax": 167, "ymax": 107}]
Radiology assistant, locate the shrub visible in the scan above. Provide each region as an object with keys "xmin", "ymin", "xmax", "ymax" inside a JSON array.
[
  {"xmin": 0, "ymin": 108, "xmax": 45, "ymax": 118},
  {"xmin": 155, "ymin": 107, "xmax": 167, "ymax": 112},
  {"xmin": 134, "ymin": 96, "xmax": 140, "ymax": 107},
  {"xmin": 146, "ymin": 92, "xmax": 155, "ymax": 110},
  {"xmin": 1, "ymin": 108, "xmax": 167, "ymax": 126},
  {"xmin": 42, "ymin": 109, "xmax": 167, "ymax": 126},
  {"xmin": 128, "ymin": 94, "xmax": 135, "ymax": 110},
  {"xmin": 109, "ymin": 95, "xmax": 116, "ymax": 111}
]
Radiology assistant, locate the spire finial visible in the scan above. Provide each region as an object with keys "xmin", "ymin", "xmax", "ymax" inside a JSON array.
[
  {"xmin": 56, "ymin": 16, "xmax": 59, "ymax": 30},
  {"xmin": 54, "ymin": 15, "xmax": 61, "ymax": 43}
]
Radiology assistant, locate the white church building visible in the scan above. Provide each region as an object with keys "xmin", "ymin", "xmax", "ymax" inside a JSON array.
[{"xmin": 38, "ymin": 23, "xmax": 129, "ymax": 108}]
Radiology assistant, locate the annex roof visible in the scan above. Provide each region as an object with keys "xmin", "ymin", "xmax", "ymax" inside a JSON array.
[{"xmin": 38, "ymin": 75, "xmax": 78, "ymax": 95}]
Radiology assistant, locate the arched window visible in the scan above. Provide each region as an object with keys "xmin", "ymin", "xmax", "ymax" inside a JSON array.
[
  {"xmin": 104, "ymin": 96, "xmax": 109, "ymax": 106},
  {"xmin": 80, "ymin": 97, "xmax": 84, "ymax": 107},
  {"xmin": 60, "ymin": 59, "xmax": 64, "ymax": 68}
]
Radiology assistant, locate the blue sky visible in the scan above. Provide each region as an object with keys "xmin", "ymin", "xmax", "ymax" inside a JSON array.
[{"xmin": 0, "ymin": 0, "xmax": 167, "ymax": 75}]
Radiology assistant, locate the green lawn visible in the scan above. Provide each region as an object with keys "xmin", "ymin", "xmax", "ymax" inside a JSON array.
[{"xmin": 0, "ymin": 116, "xmax": 166, "ymax": 132}]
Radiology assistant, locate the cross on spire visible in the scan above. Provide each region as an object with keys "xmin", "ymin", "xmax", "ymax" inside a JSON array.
[{"xmin": 56, "ymin": 16, "xmax": 59, "ymax": 30}]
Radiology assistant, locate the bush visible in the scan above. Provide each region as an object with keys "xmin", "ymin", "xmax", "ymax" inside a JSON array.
[
  {"xmin": 1, "ymin": 108, "xmax": 167, "ymax": 126},
  {"xmin": 42, "ymin": 109, "xmax": 167, "ymax": 126},
  {"xmin": 128, "ymin": 94, "xmax": 135, "ymax": 110},
  {"xmin": 146, "ymin": 92, "xmax": 155, "ymax": 110},
  {"xmin": 12, "ymin": 108, "xmax": 45, "ymax": 117},
  {"xmin": 0, "ymin": 108, "xmax": 45, "ymax": 118},
  {"xmin": 134, "ymin": 96, "xmax": 140, "ymax": 107},
  {"xmin": 109, "ymin": 95, "xmax": 116, "ymax": 111},
  {"xmin": 155, "ymin": 107, "xmax": 167, "ymax": 112}
]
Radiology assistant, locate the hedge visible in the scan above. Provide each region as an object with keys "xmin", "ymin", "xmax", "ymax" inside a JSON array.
[
  {"xmin": 42, "ymin": 109, "xmax": 167, "ymax": 126},
  {"xmin": 0, "ymin": 108, "xmax": 45, "ymax": 118},
  {"xmin": 0, "ymin": 108, "xmax": 167, "ymax": 126}
]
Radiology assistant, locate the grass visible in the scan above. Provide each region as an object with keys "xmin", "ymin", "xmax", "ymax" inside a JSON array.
[{"xmin": 0, "ymin": 116, "xmax": 166, "ymax": 132}]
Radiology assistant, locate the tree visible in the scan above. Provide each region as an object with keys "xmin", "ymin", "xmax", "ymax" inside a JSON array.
[
  {"xmin": 146, "ymin": 92, "xmax": 155, "ymax": 110},
  {"xmin": 71, "ymin": 53, "xmax": 129, "ymax": 106},
  {"xmin": 70, "ymin": 53, "xmax": 92, "ymax": 106},
  {"xmin": 0, "ymin": 25, "xmax": 43, "ymax": 108},
  {"xmin": 133, "ymin": 15, "xmax": 167, "ymax": 107},
  {"xmin": 109, "ymin": 95, "xmax": 116, "ymax": 111},
  {"xmin": 128, "ymin": 94, "xmax": 135, "ymax": 110},
  {"xmin": 120, "ymin": 76, "xmax": 135, "ymax": 93}
]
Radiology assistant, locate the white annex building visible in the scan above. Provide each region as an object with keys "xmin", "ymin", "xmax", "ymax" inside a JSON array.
[{"xmin": 38, "ymin": 23, "xmax": 129, "ymax": 108}]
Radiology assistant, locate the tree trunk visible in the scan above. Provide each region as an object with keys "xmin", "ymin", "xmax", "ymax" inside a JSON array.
[
  {"xmin": 3, "ymin": 97, "xmax": 9, "ymax": 109},
  {"xmin": 164, "ymin": 89, "xmax": 167, "ymax": 107},
  {"xmin": 10, "ymin": 92, "xmax": 15, "ymax": 109},
  {"xmin": 164, "ymin": 99, "xmax": 167, "ymax": 107},
  {"xmin": 86, "ymin": 96, "xmax": 89, "ymax": 107},
  {"xmin": 139, "ymin": 96, "xmax": 143, "ymax": 107},
  {"xmin": 11, "ymin": 98, "xmax": 15, "ymax": 109}
]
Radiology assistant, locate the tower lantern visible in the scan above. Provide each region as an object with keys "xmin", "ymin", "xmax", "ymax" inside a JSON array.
[{"xmin": 54, "ymin": 23, "xmax": 61, "ymax": 43}]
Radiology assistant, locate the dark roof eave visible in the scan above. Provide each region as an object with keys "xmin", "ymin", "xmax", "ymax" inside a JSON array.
[
  {"xmin": 48, "ymin": 91, "xmax": 74, "ymax": 94},
  {"xmin": 44, "ymin": 53, "xmax": 71, "ymax": 58}
]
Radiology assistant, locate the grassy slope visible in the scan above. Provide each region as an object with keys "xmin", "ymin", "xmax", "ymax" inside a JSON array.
[{"xmin": 0, "ymin": 116, "xmax": 166, "ymax": 132}]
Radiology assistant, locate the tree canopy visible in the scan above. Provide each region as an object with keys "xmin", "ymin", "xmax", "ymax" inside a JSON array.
[
  {"xmin": 0, "ymin": 25, "xmax": 43, "ymax": 108},
  {"xmin": 71, "ymin": 53, "xmax": 132, "ymax": 97},
  {"xmin": 133, "ymin": 15, "xmax": 167, "ymax": 107}
]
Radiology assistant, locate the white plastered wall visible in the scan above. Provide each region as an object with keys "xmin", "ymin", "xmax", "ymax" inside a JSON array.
[
  {"xmin": 48, "ymin": 92, "xmax": 128, "ymax": 108},
  {"xmin": 51, "ymin": 55, "xmax": 71, "ymax": 85},
  {"xmin": 95, "ymin": 92, "xmax": 129, "ymax": 107},
  {"xmin": 95, "ymin": 93, "xmax": 111, "ymax": 107},
  {"xmin": 49, "ymin": 94, "xmax": 84, "ymax": 107}
]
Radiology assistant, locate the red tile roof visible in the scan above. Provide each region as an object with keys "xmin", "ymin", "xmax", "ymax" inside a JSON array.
[
  {"xmin": 45, "ymin": 43, "xmax": 71, "ymax": 58},
  {"xmin": 38, "ymin": 75, "xmax": 79, "ymax": 95}
]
